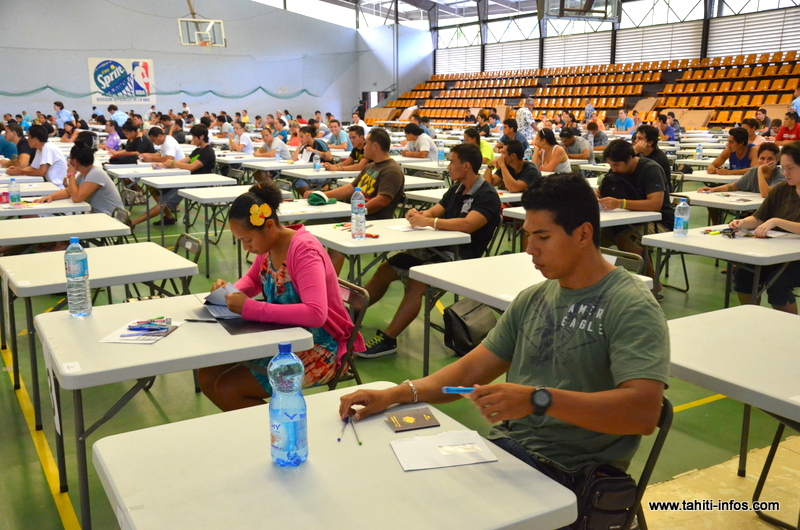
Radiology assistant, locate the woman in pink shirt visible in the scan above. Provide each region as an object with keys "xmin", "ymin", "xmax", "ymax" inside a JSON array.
[{"xmin": 198, "ymin": 182, "xmax": 364, "ymax": 411}]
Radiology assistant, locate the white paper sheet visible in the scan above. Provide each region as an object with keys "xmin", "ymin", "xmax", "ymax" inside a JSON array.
[
  {"xmin": 389, "ymin": 429, "xmax": 498, "ymax": 471},
  {"xmin": 203, "ymin": 284, "xmax": 242, "ymax": 319}
]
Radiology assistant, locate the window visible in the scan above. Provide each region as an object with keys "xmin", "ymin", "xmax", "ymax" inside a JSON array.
[
  {"xmin": 708, "ymin": 7, "xmax": 800, "ymax": 56},
  {"xmin": 485, "ymin": 40, "xmax": 540, "ymax": 71},
  {"xmin": 486, "ymin": 16, "xmax": 539, "ymax": 43},
  {"xmin": 437, "ymin": 23, "xmax": 481, "ymax": 48},
  {"xmin": 543, "ymin": 31, "xmax": 612, "ymax": 67},
  {"xmin": 620, "ymin": 0, "xmax": 704, "ymax": 29},
  {"xmin": 615, "ymin": 20, "xmax": 703, "ymax": 62},
  {"xmin": 435, "ymin": 45, "xmax": 481, "ymax": 74}
]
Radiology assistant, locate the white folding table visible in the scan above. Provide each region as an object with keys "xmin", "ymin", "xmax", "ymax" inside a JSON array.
[
  {"xmin": 36, "ymin": 294, "xmax": 313, "ymax": 530},
  {"xmin": 643, "ymin": 225, "xmax": 800, "ymax": 305},
  {"xmin": 0, "ymin": 242, "xmax": 198, "ymax": 431},
  {"xmin": 673, "ymin": 190, "xmax": 763, "ymax": 212},
  {"xmin": 669, "ymin": 305, "xmax": 800, "ymax": 528},
  {"xmin": 0, "ymin": 175, "xmax": 43, "ymax": 184},
  {"xmin": 0, "ymin": 198, "xmax": 91, "ymax": 217},
  {"xmin": 92, "ymin": 381, "xmax": 577, "ymax": 530},
  {"xmin": 138, "ymin": 174, "xmax": 236, "ymax": 245},
  {"xmin": 305, "ymin": 218, "xmax": 471, "ymax": 284},
  {"xmin": 0, "ymin": 181, "xmax": 60, "ymax": 196},
  {"xmin": 405, "ymin": 187, "xmax": 523, "ymax": 204},
  {"xmin": 410, "ymin": 252, "xmax": 652, "ymax": 375},
  {"xmin": 336, "ymin": 174, "xmax": 446, "ymax": 190},
  {"xmin": 680, "ymin": 170, "xmax": 740, "ymax": 185}
]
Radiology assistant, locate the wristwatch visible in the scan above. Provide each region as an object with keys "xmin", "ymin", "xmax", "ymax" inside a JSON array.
[{"xmin": 530, "ymin": 386, "xmax": 552, "ymax": 416}]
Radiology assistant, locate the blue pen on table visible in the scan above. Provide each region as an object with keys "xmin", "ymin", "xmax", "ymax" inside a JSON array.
[
  {"xmin": 127, "ymin": 325, "xmax": 168, "ymax": 331},
  {"xmin": 120, "ymin": 331, "xmax": 163, "ymax": 337},
  {"xmin": 337, "ymin": 416, "xmax": 350, "ymax": 442},
  {"xmin": 442, "ymin": 386, "xmax": 474, "ymax": 394}
]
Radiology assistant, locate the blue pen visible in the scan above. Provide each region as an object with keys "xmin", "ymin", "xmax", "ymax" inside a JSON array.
[
  {"xmin": 121, "ymin": 331, "xmax": 163, "ymax": 337},
  {"xmin": 127, "ymin": 325, "xmax": 168, "ymax": 331},
  {"xmin": 442, "ymin": 386, "xmax": 474, "ymax": 394}
]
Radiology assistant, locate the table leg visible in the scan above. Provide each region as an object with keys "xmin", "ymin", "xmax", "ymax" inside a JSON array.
[
  {"xmin": 159, "ymin": 195, "xmax": 165, "ymax": 247},
  {"xmin": 204, "ymin": 204, "xmax": 211, "ymax": 278},
  {"xmin": 750, "ymin": 265, "xmax": 761, "ymax": 304},
  {"xmin": 347, "ymin": 256, "xmax": 356, "ymax": 284},
  {"xmin": 0, "ymin": 278, "xmax": 6, "ymax": 350},
  {"xmin": 7, "ymin": 286, "xmax": 19, "ymax": 390},
  {"xmin": 184, "ymin": 200, "xmax": 191, "ymax": 234},
  {"xmin": 146, "ymin": 187, "xmax": 152, "ymax": 243},
  {"xmin": 74, "ymin": 389, "xmax": 92, "ymax": 529},
  {"xmin": 423, "ymin": 287, "xmax": 432, "ymax": 377},
  {"xmin": 651, "ymin": 247, "xmax": 663, "ymax": 297},
  {"xmin": 738, "ymin": 404, "xmax": 751, "ymax": 477},
  {"xmin": 26, "ymin": 299, "xmax": 42, "ymax": 430},
  {"xmin": 724, "ymin": 261, "xmax": 733, "ymax": 308},
  {"xmin": 54, "ymin": 375, "xmax": 67, "ymax": 492}
]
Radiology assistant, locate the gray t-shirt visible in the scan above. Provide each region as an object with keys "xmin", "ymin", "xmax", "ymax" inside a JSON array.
[
  {"xmin": 734, "ymin": 166, "xmax": 785, "ymax": 193},
  {"xmin": 266, "ymin": 137, "xmax": 291, "ymax": 160},
  {"xmin": 565, "ymin": 135, "xmax": 595, "ymax": 164},
  {"xmin": 482, "ymin": 267, "xmax": 670, "ymax": 473},
  {"xmin": 407, "ymin": 133, "xmax": 438, "ymax": 161},
  {"xmin": 80, "ymin": 167, "xmax": 124, "ymax": 215}
]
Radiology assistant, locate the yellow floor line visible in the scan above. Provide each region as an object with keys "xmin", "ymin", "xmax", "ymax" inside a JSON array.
[
  {"xmin": 674, "ymin": 393, "xmax": 727, "ymax": 413},
  {"xmin": 1, "ymin": 347, "xmax": 80, "ymax": 530},
  {"xmin": 435, "ymin": 300, "xmax": 445, "ymax": 314}
]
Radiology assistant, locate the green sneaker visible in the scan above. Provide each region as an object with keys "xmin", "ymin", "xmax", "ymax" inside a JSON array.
[{"xmin": 357, "ymin": 330, "xmax": 398, "ymax": 358}]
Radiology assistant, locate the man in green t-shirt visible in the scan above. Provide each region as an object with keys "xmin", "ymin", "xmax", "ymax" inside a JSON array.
[{"xmin": 339, "ymin": 173, "xmax": 670, "ymax": 486}]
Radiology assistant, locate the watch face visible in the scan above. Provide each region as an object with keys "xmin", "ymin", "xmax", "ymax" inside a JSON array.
[{"xmin": 533, "ymin": 390, "xmax": 550, "ymax": 407}]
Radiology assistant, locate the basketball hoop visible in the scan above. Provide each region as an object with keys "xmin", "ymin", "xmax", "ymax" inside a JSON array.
[{"xmin": 199, "ymin": 40, "xmax": 209, "ymax": 47}]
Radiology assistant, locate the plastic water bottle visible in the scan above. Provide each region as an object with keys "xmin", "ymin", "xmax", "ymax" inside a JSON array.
[
  {"xmin": 267, "ymin": 342, "xmax": 308, "ymax": 467},
  {"xmin": 275, "ymin": 150, "xmax": 281, "ymax": 163},
  {"xmin": 524, "ymin": 147, "xmax": 533, "ymax": 161},
  {"xmin": 313, "ymin": 153, "xmax": 321, "ymax": 172},
  {"xmin": 8, "ymin": 178, "xmax": 20, "ymax": 206},
  {"xmin": 674, "ymin": 198, "xmax": 690, "ymax": 236},
  {"xmin": 695, "ymin": 144, "xmax": 703, "ymax": 160},
  {"xmin": 437, "ymin": 141, "xmax": 446, "ymax": 167},
  {"xmin": 64, "ymin": 237, "xmax": 92, "ymax": 317},
  {"xmin": 588, "ymin": 132, "xmax": 594, "ymax": 146},
  {"xmin": 350, "ymin": 187, "xmax": 367, "ymax": 240}
]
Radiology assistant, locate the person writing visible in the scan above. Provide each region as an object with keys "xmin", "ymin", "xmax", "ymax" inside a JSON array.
[
  {"xmin": 699, "ymin": 142, "xmax": 784, "ymax": 198},
  {"xmin": 729, "ymin": 143, "xmax": 800, "ymax": 314},
  {"xmin": 198, "ymin": 182, "xmax": 364, "ymax": 411}
]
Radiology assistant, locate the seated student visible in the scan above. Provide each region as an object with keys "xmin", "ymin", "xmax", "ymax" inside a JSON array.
[
  {"xmin": 35, "ymin": 142, "xmax": 124, "ymax": 217},
  {"xmin": 587, "ymin": 111, "xmax": 606, "ymax": 131},
  {"xmin": 108, "ymin": 104, "xmax": 129, "ymax": 128},
  {"xmin": 272, "ymin": 118, "xmax": 290, "ymax": 144},
  {"xmin": 6, "ymin": 124, "xmax": 67, "ymax": 187},
  {"xmin": 741, "ymin": 118, "xmax": 765, "ymax": 146},
  {"xmin": 214, "ymin": 115, "xmax": 233, "ymax": 138},
  {"xmin": 560, "ymin": 112, "xmax": 581, "ymax": 137},
  {"xmin": 666, "ymin": 112, "xmax": 681, "ymax": 140},
  {"xmin": 359, "ymin": 143, "xmax": 501, "ymax": 358},
  {"xmin": 340, "ymin": 174, "xmax": 668, "ymax": 498},
  {"xmin": 228, "ymin": 121, "xmax": 254, "ymax": 155},
  {"xmin": 494, "ymin": 118, "xmax": 529, "ymax": 152},
  {"xmin": 729, "ymin": 143, "xmax": 800, "ymax": 314},
  {"xmin": 60, "ymin": 121, "xmax": 80, "ymax": 143},
  {"xmin": 559, "ymin": 129, "xmax": 595, "ymax": 164},
  {"xmin": 253, "ymin": 115, "xmax": 264, "ymax": 129},
  {"xmin": 161, "ymin": 115, "xmax": 186, "ymax": 144},
  {"xmin": 352, "ymin": 112, "xmax": 370, "ymax": 134},
  {"xmin": 140, "ymin": 127, "xmax": 184, "ymax": 163},
  {"xmin": 420, "ymin": 116, "xmax": 437, "ymax": 139},
  {"xmin": 476, "ymin": 112, "xmax": 492, "ymax": 137},
  {"xmin": 292, "ymin": 124, "xmax": 331, "ymax": 167},
  {"xmin": 98, "ymin": 120, "xmax": 121, "ymax": 152},
  {"xmin": 304, "ymin": 129, "xmax": 404, "ymax": 272},
  {"xmin": 655, "ymin": 114, "xmax": 675, "ymax": 141},
  {"xmin": 766, "ymin": 118, "xmax": 782, "ymax": 138},
  {"xmin": 241, "ymin": 110, "xmax": 250, "ymax": 125},
  {"xmin": 131, "ymin": 124, "xmax": 215, "ymax": 227},
  {"xmin": 309, "ymin": 118, "xmax": 330, "ymax": 140},
  {"xmin": 287, "ymin": 120, "xmax": 301, "ymax": 147},
  {"xmin": 400, "ymin": 123, "xmax": 438, "ymax": 161},
  {"xmin": 633, "ymin": 125, "xmax": 672, "ymax": 191},
  {"xmin": 0, "ymin": 123, "xmax": 33, "ymax": 168},
  {"xmin": 707, "ymin": 127, "xmax": 759, "ymax": 176},
  {"xmin": 15, "ymin": 114, "xmax": 31, "ymax": 133},
  {"xmin": 532, "ymin": 128, "xmax": 571, "ymax": 173},
  {"xmin": 700, "ymin": 142, "xmax": 784, "ymax": 198},
  {"xmin": 598, "ymin": 140, "xmax": 673, "ymax": 275},
  {"xmin": 326, "ymin": 119, "xmax": 352, "ymax": 150},
  {"xmin": 756, "ymin": 108, "xmax": 772, "ymax": 135},
  {"xmin": 488, "ymin": 113, "xmax": 502, "ymax": 135},
  {"xmin": 252, "ymin": 127, "xmax": 292, "ymax": 183},
  {"xmin": 198, "ymin": 182, "xmax": 364, "ymax": 411},
  {"xmin": 631, "ymin": 110, "xmax": 643, "ymax": 131},
  {"xmin": 775, "ymin": 111, "xmax": 800, "ymax": 146},
  {"xmin": 0, "ymin": 123, "xmax": 17, "ymax": 160},
  {"xmin": 323, "ymin": 125, "xmax": 369, "ymax": 172},
  {"xmin": 53, "ymin": 101, "xmax": 72, "ymax": 134},
  {"xmin": 463, "ymin": 127, "xmax": 495, "ymax": 164},
  {"xmin": 586, "ymin": 121, "xmax": 609, "ymax": 152},
  {"xmin": 484, "ymin": 139, "xmax": 540, "ymax": 192},
  {"xmin": 103, "ymin": 121, "xmax": 156, "ymax": 158}
]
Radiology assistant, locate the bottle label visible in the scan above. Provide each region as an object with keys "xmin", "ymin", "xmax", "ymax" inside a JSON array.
[
  {"xmin": 65, "ymin": 257, "xmax": 88, "ymax": 278},
  {"xmin": 270, "ymin": 413, "xmax": 308, "ymax": 452}
]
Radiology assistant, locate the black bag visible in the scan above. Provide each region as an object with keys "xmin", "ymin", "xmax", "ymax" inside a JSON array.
[
  {"xmin": 108, "ymin": 154, "xmax": 138, "ymax": 165},
  {"xmin": 443, "ymin": 299, "xmax": 497, "ymax": 357},
  {"xmin": 572, "ymin": 463, "xmax": 637, "ymax": 530},
  {"xmin": 598, "ymin": 174, "xmax": 645, "ymax": 202}
]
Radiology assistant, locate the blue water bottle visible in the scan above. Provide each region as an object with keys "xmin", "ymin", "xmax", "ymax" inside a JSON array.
[
  {"xmin": 64, "ymin": 237, "xmax": 92, "ymax": 316},
  {"xmin": 267, "ymin": 342, "xmax": 308, "ymax": 466}
]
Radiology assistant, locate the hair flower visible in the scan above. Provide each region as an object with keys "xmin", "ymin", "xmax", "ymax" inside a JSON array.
[{"xmin": 249, "ymin": 203, "xmax": 272, "ymax": 226}]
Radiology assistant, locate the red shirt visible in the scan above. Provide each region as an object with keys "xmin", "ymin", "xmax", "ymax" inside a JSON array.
[{"xmin": 776, "ymin": 123, "xmax": 800, "ymax": 142}]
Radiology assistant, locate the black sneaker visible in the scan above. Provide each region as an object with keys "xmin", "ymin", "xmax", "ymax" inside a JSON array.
[
  {"xmin": 357, "ymin": 330, "xmax": 397, "ymax": 358},
  {"xmin": 152, "ymin": 217, "xmax": 177, "ymax": 227}
]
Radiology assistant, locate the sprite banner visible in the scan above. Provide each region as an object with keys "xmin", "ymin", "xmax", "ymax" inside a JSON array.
[{"xmin": 88, "ymin": 58, "xmax": 156, "ymax": 105}]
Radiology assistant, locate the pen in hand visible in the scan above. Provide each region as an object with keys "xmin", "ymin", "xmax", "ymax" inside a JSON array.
[
  {"xmin": 442, "ymin": 386, "xmax": 474, "ymax": 394},
  {"xmin": 337, "ymin": 417, "xmax": 350, "ymax": 442}
]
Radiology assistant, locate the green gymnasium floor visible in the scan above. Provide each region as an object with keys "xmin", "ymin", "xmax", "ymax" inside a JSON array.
[{"xmin": 0, "ymin": 189, "xmax": 795, "ymax": 529}]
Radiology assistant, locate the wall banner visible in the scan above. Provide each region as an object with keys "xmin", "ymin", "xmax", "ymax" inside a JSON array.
[{"xmin": 88, "ymin": 58, "xmax": 156, "ymax": 104}]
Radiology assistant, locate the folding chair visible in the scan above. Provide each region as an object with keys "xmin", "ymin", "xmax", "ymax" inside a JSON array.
[
  {"xmin": 324, "ymin": 280, "xmax": 368, "ymax": 390},
  {"xmin": 601, "ymin": 247, "xmax": 644, "ymax": 274}
]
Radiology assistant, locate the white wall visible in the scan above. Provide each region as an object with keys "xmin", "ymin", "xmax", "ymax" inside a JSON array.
[{"xmin": 0, "ymin": 0, "xmax": 432, "ymax": 121}]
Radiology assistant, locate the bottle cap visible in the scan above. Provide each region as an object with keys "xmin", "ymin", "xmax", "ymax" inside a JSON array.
[
  {"xmin": 69, "ymin": 237, "xmax": 79, "ymax": 244},
  {"xmin": 681, "ymin": 198, "xmax": 687, "ymax": 203},
  {"xmin": 9, "ymin": 178, "xmax": 15, "ymax": 182},
  {"xmin": 278, "ymin": 342, "xmax": 292, "ymax": 354},
  {"xmin": 354, "ymin": 187, "xmax": 361, "ymax": 192}
]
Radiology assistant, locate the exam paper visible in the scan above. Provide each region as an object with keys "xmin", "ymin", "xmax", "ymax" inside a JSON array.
[
  {"xmin": 390, "ymin": 429, "xmax": 498, "ymax": 471},
  {"xmin": 204, "ymin": 284, "xmax": 242, "ymax": 319},
  {"xmin": 386, "ymin": 224, "xmax": 434, "ymax": 232}
]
